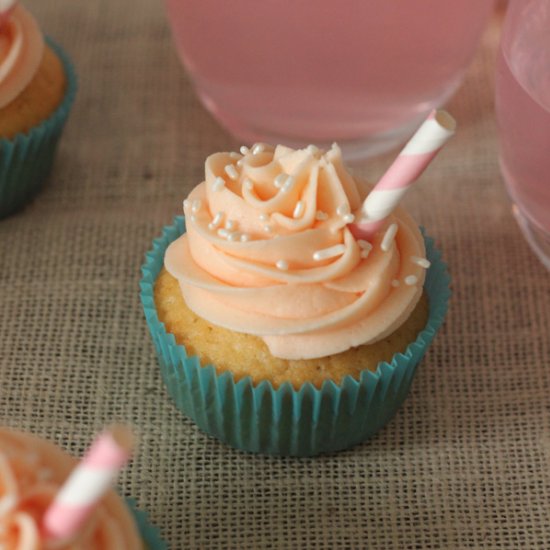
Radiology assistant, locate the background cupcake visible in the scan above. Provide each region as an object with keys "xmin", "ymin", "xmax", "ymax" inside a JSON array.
[
  {"xmin": 0, "ymin": 1, "xmax": 76, "ymax": 219},
  {"xmin": 0, "ymin": 427, "xmax": 167, "ymax": 549},
  {"xmin": 142, "ymin": 142, "xmax": 451, "ymax": 457}
]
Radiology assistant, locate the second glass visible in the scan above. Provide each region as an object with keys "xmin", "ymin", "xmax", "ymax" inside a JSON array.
[{"xmin": 165, "ymin": 0, "xmax": 494, "ymax": 159}]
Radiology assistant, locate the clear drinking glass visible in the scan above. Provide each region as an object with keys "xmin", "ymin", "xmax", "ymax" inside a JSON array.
[
  {"xmin": 496, "ymin": 1, "xmax": 550, "ymax": 270},
  {"xmin": 165, "ymin": 0, "xmax": 494, "ymax": 160}
]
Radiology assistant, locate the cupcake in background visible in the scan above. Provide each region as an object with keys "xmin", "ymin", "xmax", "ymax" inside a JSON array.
[
  {"xmin": 0, "ymin": 426, "xmax": 167, "ymax": 549},
  {"xmin": 0, "ymin": 0, "xmax": 76, "ymax": 219},
  {"xmin": 141, "ymin": 113, "xmax": 453, "ymax": 456}
]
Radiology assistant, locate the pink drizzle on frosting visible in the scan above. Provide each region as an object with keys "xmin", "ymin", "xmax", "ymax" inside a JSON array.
[
  {"xmin": 0, "ymin": 430, "xmax": 140, "ymax": 550},
  {"xmin": 165, "ymin": 144, "xmax": 427, "ymax": 360},
  {"xmin": 0, "ymin": 5, "xmax": 44, "ymax": 109}
]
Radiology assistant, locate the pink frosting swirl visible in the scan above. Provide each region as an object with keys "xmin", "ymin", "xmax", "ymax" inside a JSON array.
[
  {"xmin": 0, "ymin": 429, "xmax": 141, "ymax": 550},
  {"xmin": 0, "ymin": 5, "xmax": 44, "ymax": 109},
  {"xmin": 166, "ymin": 144, "xmax": 428, "ymax": 360}
]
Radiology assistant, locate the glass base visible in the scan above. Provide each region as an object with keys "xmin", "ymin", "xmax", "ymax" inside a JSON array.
[{"xmin": 512, "ymin": 204, "xmax": 550, "ymax": 271}]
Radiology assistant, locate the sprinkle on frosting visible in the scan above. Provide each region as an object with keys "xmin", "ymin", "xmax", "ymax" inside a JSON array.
[
  {"xmin": 313, "ymin": 244, "xmax": 346, "ymax": 262},
  {"xmin": 404, "ymin": 275, "xmax": 418, "ymax": 286},
  {"xmin": 252, "ymin": 143, "xmax": 265, "ymax": 154},
  {"xmin": 411, "ymin": 256, "xmax": 431, "ymax": 269},
  {"xmin": 276, "ymin": 260, "xmax": 289, "ymax": 271},
  {"xmin": 293, "ymin": 201, "xmax": 305, "ymax": 219},
  {"xmin": 381, "ymin": 223, "xmax": 398, "ymax": 252},
  {"xmin": 224, "ymin": 164, "xmax": 239, "ymax": 181},
  {"xmin": 212, "ymin": 177, "xmax": 225, "ymax": 192},
  {"xmin": 240, "ymin": 146, "xmax": 250, "ymax": 155},
  {"xmin": 315, "ymin": 211, "xmax": 329, "ymax": 221}
]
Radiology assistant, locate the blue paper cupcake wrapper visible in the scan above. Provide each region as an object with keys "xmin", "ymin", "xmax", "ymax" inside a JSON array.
[
  {"xmin": 140, "ymin": 216, "xmax": 451, "ymax": 456},
  {"xmin": 126, "ymin": 498, "xmax": 168, "ymax": 550},
  {"xmin": 0, "ymin": 37, "xmax": 77, "ymax": 219}
]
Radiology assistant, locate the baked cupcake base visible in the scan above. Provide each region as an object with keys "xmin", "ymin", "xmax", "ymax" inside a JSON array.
[
  {"xmin": 141, "ymin": 216, "xmax": 450, "ymax": 456},
  {"xmin": 155, "ymin": 267, "xmax": 429, "ymax": 390}
]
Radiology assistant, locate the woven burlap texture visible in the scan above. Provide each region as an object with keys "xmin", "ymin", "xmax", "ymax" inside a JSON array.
[{"xmin": 1, "ymin": 2, "xmax": 549, "ymax": 548}]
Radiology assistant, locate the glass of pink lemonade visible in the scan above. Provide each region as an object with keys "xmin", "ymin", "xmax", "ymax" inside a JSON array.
[
  {"xmin": 496, "ymin": 1, "xmax": 550, "ymax": 270},
  {"xmin": 164, "ymin": 0, "xmax": 494, "ymax": 159}
]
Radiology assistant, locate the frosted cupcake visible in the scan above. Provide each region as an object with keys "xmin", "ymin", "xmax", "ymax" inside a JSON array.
[
  {"xmin": 0, "ymin": 427, "xmax": 166, "ymax": 549},
  {"xmin": 0, "ymin": 1, "xmax": 77, "ymax": 218},
  {"xmin": 142, "ymin": 115, "xmax": 452, "ymax": 456}
]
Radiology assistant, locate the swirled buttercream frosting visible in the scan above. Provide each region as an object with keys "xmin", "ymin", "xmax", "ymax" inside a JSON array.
[
  {"xmin": 166, "ymin": 144, "xmax": 428, "ymax": 360},
  {"xmin": 0, "ymin": 5, "xmax": 44, "ymax": 109},
  {"xmin": 0, "ymin": 429, "xmax": 141, "ymax": 549}
]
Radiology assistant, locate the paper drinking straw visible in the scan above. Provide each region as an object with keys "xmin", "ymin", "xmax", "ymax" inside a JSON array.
[
  {"xmin": 350, "ymin": 110, "xmax": 456, "ymax": 240},
  {"xmin": 42, "ymin": 425, "xmax": 135, "ymax": 544}
]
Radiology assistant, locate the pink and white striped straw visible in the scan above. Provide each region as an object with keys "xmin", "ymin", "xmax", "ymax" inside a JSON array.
[
  {"xmin": 350, "ymin": 110, "xmax": 456, "ymax": 241},
  {"xmin": 42, "ymin": 425, "xmax": 135, "ymax": 544}
]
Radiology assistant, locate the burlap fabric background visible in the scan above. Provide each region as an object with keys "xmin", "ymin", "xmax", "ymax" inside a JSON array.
[{"xmin": 1, "ymin": 2, "xmax": 549, "ymax": 548}]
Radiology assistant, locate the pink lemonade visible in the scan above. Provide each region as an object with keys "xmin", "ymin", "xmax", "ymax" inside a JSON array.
[
  {"xmin": 165, "ymin": 0, "xmax": 494, "ymax": 158},
  {"xmin": 496, "ymin": 4, "xmax": 550, "ymax": 236}
]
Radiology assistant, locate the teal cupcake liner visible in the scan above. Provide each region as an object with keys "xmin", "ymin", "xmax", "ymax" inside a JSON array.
[
  {"xmin": 140, "ymin": 216, "xmax": 451, "ymax": 457},
  {"xmin": 126, "ymin": 498, "xmax": 168, "ymax": 550},
  {"xmin": 0, "ymin": 37, "xmax": 77, "ymax": 219}
]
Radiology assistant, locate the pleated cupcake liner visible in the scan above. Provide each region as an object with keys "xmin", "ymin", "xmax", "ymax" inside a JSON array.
[
  {"xmin": 0, "ymin": 37, "xmax": 77, "ymax": 219},
  {"xmin": 126, "ymin": 498, "xmax": 168, "ymax": 550},
  {"xmin": 140, "ymin": 216, "xmax": 451, "ymax": 457}
]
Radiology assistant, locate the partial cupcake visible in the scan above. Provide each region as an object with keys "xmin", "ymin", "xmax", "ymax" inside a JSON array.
[
  {"xmin": 0, "ymin": 427, "xmax": 166, "ymax": 549},
  {"xmin": 142, "ymin": 115, "xmax": 452, "ymax": 456},
  {"xmin": 0, "ymin": 1, "xmax": 77, "ymax": 219}
]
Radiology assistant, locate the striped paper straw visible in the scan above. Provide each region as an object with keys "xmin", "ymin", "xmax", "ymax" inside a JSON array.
[
  {"xmin": 42, "ymin": 425, "xmax": 135, "ymax": 544},
  {"xmin": 350, "ymin": 110, "xmax": 456, "ymax": 240}
]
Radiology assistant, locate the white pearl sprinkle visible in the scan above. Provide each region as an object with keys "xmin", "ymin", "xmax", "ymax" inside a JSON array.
[
  {"xmin": 360, "ymin": 249, "xmax": 371, "ymax": 259},
  {"xmin": 281, "ymin": 176, "xmax": 295, "ymax": 193},
  {"xmin": 307, "ymin": 144, "xmax": 319, "ymax": 155},
  {"xmin": 357, "ymin": 239, "xmax": 372, "ymax": 250},
  {"xmin": 336, "ymin": 204, "xmax": 351, "ymax": 216},
  {"xmin": 263, "ymin": 224, "xmax": 273, "ymax": 233},
  {"xmin": 405, "ymin": 275, "xmax": 418, "ymax": 286},
  {"xmin": 237, "ymin": 159, "xmax": 244, "ymax": 167},
  {"xmin": 224, "ymin": 164, "xmax": 239, "ymax": 180},
  {"xmin": 183, "ymin": 199, "xmax": 190, "ymax": 210},
  {"xmin": 228, "ymin": 232, "xmax": 241, "ymax": 242},
  {"xmin": 380, "ymin": 223, "xmax": 398, "ymax": 252},
  {"xmin": 191, "ymin": 199, "xmax": 202, "ymax": 213},
  {"xmin": 252, "ymin": 143, "xmax": 266, "ymax": 154},
  {"xmin": 391, "ymin": 279, "xmax": 400, "ymax": 287},
  {"xmin": 315, "ymin": 211, "xmax": 329, "ymax": 221},
  {"xmin": 259, "ymin": 213, "xmax": 269, "ymax": 221},
  {"xmin": 342, "ymin": 213, "xmax": 355, "ymax": 223},
  {"xmin": 209, "ymin": 211, "xmax": 225, "ymax": 229},
  {"xmin": 276, "ymin": 260, "xmax": 289, "ymax": 271},
  {"xmin": 240, "ymin": 233, "xmax": 251, "ymax": 242},
  {"xmin": 293, "ymin": 201, "xmax": 305, "ymax": 219},
  {"xmin": 225, "ymin": 219, "xmax": 237, "ymax": 230},
  {"xmin": 274, "ymin": 174, "xmax": 287, "ymax": 188},
  {"xmin": 411, "ymin": 256, "xmax": 431, "ymax": 269},
  {"xmin": 240, "ymin": 145, "xmax": 250, "ymax": 155},
  {"xmin": 313, "ymin": 244, "xmax": 346, "ymax": 261},
  {"xmin": 217, "ymin": 228, "xmax": 231, "ymax": 238},
  {"xmin": 212, "ymin": 176, "xmax": 225, "ymax": 192}
]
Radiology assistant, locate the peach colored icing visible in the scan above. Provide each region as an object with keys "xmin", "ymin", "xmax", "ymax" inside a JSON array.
[
  {"xmin": 165, "ymin": 144, "xmax": 428, "ymax": 360},
  {"xmin": 0, "ymin": 5, "xmax": 44, "ymax": 109},
  {"xmin": 0, "ymin": 429, "xmax": 141, "ymax": 550}
]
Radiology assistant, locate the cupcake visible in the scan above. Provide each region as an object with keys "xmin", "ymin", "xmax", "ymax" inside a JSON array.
[
  {"xmin": 0, "ymin": 1, "xmax": 77, "ymax": 219},
  {"xmin": 142, "ymin": 141, "xmax": 450, "ymax": 456},
  {"xmin": 0, "ymin": 428, "xmax": 166, "ymax": 549}
]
